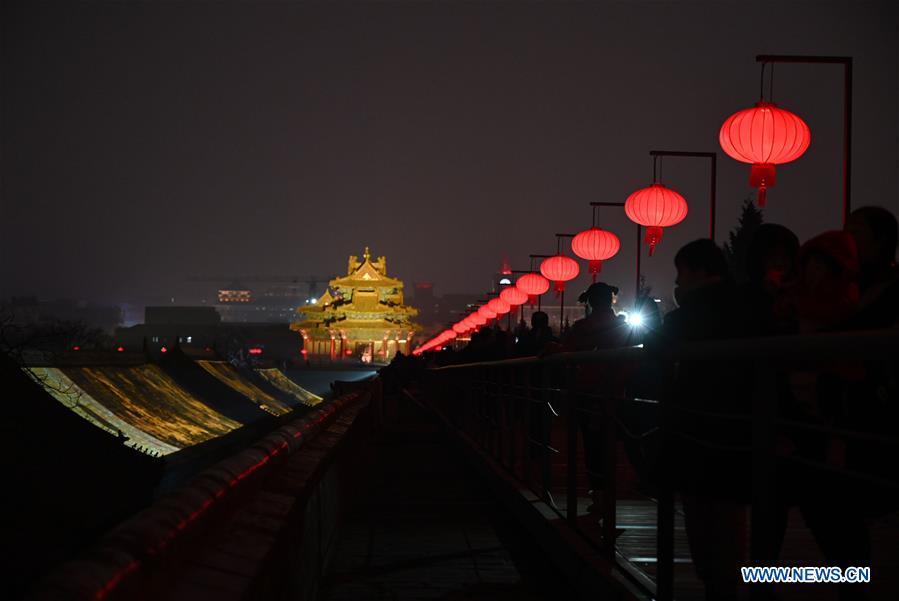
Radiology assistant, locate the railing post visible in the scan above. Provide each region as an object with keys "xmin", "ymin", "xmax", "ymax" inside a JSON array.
[
  {"xmin": 657, "ymin": 365, "xmax": 675, "ymax": 601},
  {"xmin": 495, "ymin": 367, "xmax": 503, "ymax": 459},
  {"xmin": 507, "ymin": 366, "xmax": 516, "ymax": 471},
  {"xmin": 523, "ymin": 366, "xmax": 533, "ymax": 489},
  {"xmin": 602, "ymin": 385, "xmax": 618, "ymax": 561},
  {"xmin": 471, "ymin": 369, "xmax": 478, "ymax": 445},
  {"xmin": 566, "ymin": 364, "xmax": 579, "ymax": 528},
  {"xmin": 750, "ymin": 362, "xmax": 777, "ymax": 601},
  {"xmin": 541, "ymin": 362, "xmax": 553, "ymax": 504}
]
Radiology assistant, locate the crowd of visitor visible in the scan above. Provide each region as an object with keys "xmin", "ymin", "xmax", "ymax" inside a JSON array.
[{"xmin": 386, "ymin": 205, "xmax": 898, "ymax": 601}]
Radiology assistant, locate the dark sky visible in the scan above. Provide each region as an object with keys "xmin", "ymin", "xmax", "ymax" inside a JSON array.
[{"xmin": 2, "ymin": 0, "xmax": 897, "ymax": 307}]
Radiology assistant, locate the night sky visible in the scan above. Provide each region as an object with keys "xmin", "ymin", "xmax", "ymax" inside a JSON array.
[{"xmin": 2, "ymin": 1, "xmax": 897, "ymax": 308}]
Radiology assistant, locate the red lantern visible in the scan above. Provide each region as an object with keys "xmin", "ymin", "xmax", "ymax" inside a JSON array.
[
  {"xmin": 500, "ymin": 286, "xmax": 528, "ymax": 306},
  {"xmin": 470, "ymin": 312, "xmax": 487, "ymax": 326},
  {"xmin": 487, "ymin": 298, "xmax": 511, "ymax": 315},
  {"xmin": 443, "ymin": 330, "xmax": 457, "ymax": 340},
  {"xmin": 540, "ymin": 254, "xmax": 580, "ymax": 294},
  {"xmin": 516, "ymin": 273, "xmax": 550, "ymax": 305},
  {"xmin": 625, "ymin": 183, "xmax": 689, "ymax": 256},
  {"xmin": 478, "ymin": 305, "xmax": 497, "ymax": 320},
  {"xmin": 571, "ymin": 227, "xmax": 621, "ymax": 281},
  {"xmin": 719, "ymin": 101, "xmax": 810, "ymax": 207},
  {"xmin": 452, "ymin": 322, "xmax": 467, "ymax": 334}
]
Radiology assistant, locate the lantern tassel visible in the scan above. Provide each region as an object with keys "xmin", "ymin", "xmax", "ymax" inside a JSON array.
[
  {"xmin": 645, "ymin": 226, "xmax": 663, "ymax": 257},
  {"xmin": 554, "ymin": 281, "xmax": 564, "ymax": 296},
  {"xmin": 750, "ymin": 163, "xmax": 776, "ymax": 208},
  {"xmin": 589, "ymin": 259, "xmax": 601, "ymax": 283}
]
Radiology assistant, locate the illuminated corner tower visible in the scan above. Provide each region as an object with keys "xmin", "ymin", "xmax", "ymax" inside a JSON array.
[{"xmin": 291, "ymin": 247, "xmax": 419, "ymax": 363}]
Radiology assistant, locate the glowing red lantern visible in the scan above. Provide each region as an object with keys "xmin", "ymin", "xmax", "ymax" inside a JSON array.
[
  {"xmin": 478, "ymin": 305, "xmax": 497, "ymax": 320},
  {"xmin": 516, "ymin": 272, "xmax": 550, "ymax": 305},
  {"xmin": 160, "ymin": 346, "xmax": 168, "ymax": 353},
  {"xmin": 719, "ymin": 101, "xmax": 810, "ymax": 207},
  {"xmin": 487, "ymin": 298, "xmax": 511, "ymax": 315},
  {"xmin": 625, "ymin": 183, "xmax": 689, "ymax": 256},
  {"xmin": 500, "ymin": 286, "xmax": 528, "ymax": 307},
  {"xmin": 571, "ymin": 227, "xmax": 620, "ymax": 281},
  {"xmin": 540, "ymin": 254, "xmax": 580, "ymax": 294},
  {"xmin": 443, "ymin": 330, "xmax": 457, "ymax": 340},
  {"xmin": 470, "ymin": 313, "xmax": 487, "ymax": 326},
  {"xmin": 116, "ymin": 346, "xmax": 125, "ymax": 352},
  {"xmin": 452, "ymin": 322, "xmax": 467, "ymax": 334}
]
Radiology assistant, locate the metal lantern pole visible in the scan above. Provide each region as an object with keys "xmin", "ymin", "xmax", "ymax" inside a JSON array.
[
  {"xmin": 510, "ymin": 269, "xmax": 532, "ymax": 326},
  {"xmin": 648, "ymin": 150, "xmax": 718, "ymax": 240},
  {"xmin": 529, "ymin": 254, "xmax": 552, "ymax": 312},
  {"xmin": 589, "ymin": 201, "xmax": 643, "ymax": 302},
  {"xmin": 555, "ymin": 233, "xmax": 576, "ymax": 332},
  {"xmin": 754, "ymin": 55, "xmax": 852, "ymax": 225}
]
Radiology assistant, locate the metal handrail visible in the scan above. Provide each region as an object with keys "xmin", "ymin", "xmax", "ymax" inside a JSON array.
[
  {"xmin": 429, "ymin": 329, "xmax": 899, "ymax": 370},
  {"xmin": 423, "ymin": 328, "xmax": 899, "ymax": 601}
]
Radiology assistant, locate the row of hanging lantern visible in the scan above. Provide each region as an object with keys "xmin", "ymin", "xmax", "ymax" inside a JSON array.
[
  {"xmin": 413, "ymin": 269, "xmax": 550, "ymax": 354},
  {"xmin": 415, "ymin": 62, "xmax": 813, "ymax": 355}
]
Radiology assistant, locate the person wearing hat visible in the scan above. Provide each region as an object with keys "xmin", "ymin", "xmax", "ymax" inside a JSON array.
[{"xmin": 564, "ymin": 282, "xmax": 629, "ymax": 515}]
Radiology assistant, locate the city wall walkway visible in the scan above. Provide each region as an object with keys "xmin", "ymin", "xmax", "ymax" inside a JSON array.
[{"xmin": 321, "ymin": 393, "xmax": 574, "ymax": 601}]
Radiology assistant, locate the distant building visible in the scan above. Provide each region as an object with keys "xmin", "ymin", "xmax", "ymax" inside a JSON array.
[
  {"xmin": 217, "ymin": 283, "xmax": 252, "ymax": 304},
  {"xmin": 291, "ymin": 247, "xmax": 419, "ymax": 363},
  {"xmin": 145, "ymin": 306, "xmax": 221, "ymax": 326},
  {"xmin": 115, "ymin": 306, "xmax": 224, "ymax": 353},
  {"xmin": 4, "ymin": 296, "xmax": 122, "ymax": 333},
  {"xmin": 117, "ymin": 306, "xmax": 303, "ymax": 365}
]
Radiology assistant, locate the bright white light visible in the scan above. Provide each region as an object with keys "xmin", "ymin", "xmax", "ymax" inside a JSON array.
[
  {"xmin": 499, "ymin": 277, "xmax": 512, "ymax": 285},
  {"xmin": 626, "ymin": 312, "xmax": 644, "ymax": 327}
]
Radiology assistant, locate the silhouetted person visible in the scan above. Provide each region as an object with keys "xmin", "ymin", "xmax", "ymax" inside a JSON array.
[
  {"xmin": 564, "ymin": 283, "xmax": 627, "ymax": 352},
  {"xmin": 843, "ymin": 206, "xmax": 899, "ymax": 519},
  {"xmin": 658, "ymin": 239, "xmax": 751, "ymax": 601},
  {"xmin": 491, "ymin": 328, "xmax": 516, "ymax": 360},
  {"xmin": 845, "ymin": 205, "xmax": 899, "ymax": 329},
  {"xmin": 515, "ymin": 311, "xmax": 557, "ymax": 357},
  {"xmin": 459, "ymin": 326, "xmax": 499, "ymax": 363},
  {"xmin": 619, "ymin": 294, "xmax": 664, "ymax": 491},
  {"xmin": 561, "ymin": 283, "xmax": 629, "ymax": 513},
  {"xmin": 782, "ymin": 231, "xmax": 870, "ymax": 600},
  {"xmin": 743, "ymin": 223, "xmax": 801, "ymax": 335},
  {"xmin": 793, "ymin": 230, "xmax": 860, "ymax": 334}
]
